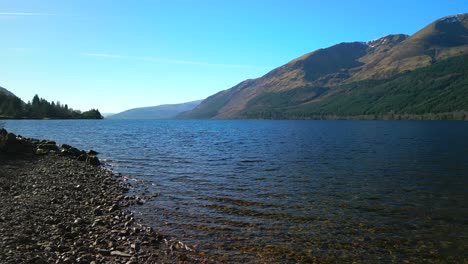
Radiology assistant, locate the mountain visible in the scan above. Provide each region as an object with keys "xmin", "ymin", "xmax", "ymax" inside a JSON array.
[
  {"xmin": 101, "ymin": 113, "xmax": 116, "ymax": 118},
  {"xmin": 109, "ymin": 100, "xmax": 203, "ymax": 119},
  {"xmin": 0, "ymin": 86, "xmax": 16, "ymax": 97},
  {"xmin": 180, "ymin": 14, "xmax": 468, "ymax": 120}
]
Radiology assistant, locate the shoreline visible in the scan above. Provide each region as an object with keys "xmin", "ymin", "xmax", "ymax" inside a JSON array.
[{"xmin": 0, "ymin": 129, "xmax": 206, "ymax": 263}]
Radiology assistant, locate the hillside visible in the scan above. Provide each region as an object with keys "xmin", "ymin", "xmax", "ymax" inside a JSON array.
[
  {"xmin": 0, "ymin": 86, "xmax": 16, "ymax": 97},
  {"xmin": 180, "ymin": 14, "xmax": 468, "ymax": 120},
  {"xmin": 109, "ymin": 100, "xmax": 202, "ymax": 119},
  {"xmin": 243, "ymin": 55, "xmax": 468, "ymax": 120}
]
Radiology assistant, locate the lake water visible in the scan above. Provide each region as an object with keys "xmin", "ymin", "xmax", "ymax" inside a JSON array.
[{"xmin": 3, "ymin": 120, "xmax": 468, "ymax": 262}]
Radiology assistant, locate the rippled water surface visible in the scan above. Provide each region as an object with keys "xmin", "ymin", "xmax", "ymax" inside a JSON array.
[{"xmin": 4, "ymin": 120, "xmax": 468, "ymax": 262}]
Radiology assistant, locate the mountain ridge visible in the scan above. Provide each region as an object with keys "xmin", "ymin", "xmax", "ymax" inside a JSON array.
[
  {"xmin": 179, "ymin": 13, "xmax": 468, "ymax": 120},
  {"xmin": 109, "ymin": 100, "xmax": 203, "ymax": 119},
  {"xmin": 0, "ymin": 86, "xmax": 16, "ymax": 97}
]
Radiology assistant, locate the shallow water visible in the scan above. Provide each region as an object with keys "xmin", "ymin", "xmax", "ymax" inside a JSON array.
[{"xmin": 4, "ymin": 120, "xmax": 468, "ymax": 262}]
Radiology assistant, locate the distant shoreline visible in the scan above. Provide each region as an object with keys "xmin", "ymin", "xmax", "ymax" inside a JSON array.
[
  {"xmin": 0, "ymin": 117, "xmax": 103, "ymax": 120},
  {"xmin": 3, "ymin": 111, "xmax": 467, "ymax": 121},
  {"xmin": 236, "ymin": 111, "xmax": 468, "ymax": 121}
]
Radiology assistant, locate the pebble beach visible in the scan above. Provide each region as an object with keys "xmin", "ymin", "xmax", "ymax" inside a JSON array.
[{"xmin": 0, "ymin": 129, "xmax": 205, "ymax": 263}]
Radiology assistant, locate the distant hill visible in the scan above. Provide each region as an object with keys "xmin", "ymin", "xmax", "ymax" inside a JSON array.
[
  {"xmin": 109, "ymin": 100, "xmax": 203, "ymax": 119},
  {"xmin": 101, "ymin": 113, "xmax": 116, "ymax": 118},
  {"xmin": 179, "ymin": 14, "xmax": 468, "ymax": 120}
]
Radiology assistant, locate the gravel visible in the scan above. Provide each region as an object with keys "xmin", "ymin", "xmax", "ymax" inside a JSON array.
[{"xmin": 0, "ymin": 130, "xmax": 208, "ymax": 263}]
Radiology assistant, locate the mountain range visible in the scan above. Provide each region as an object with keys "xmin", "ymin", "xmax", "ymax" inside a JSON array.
[
  {"xmin": 179, "ymin": 14, "xmax": 468, "ymax": 120},
  {"xmin": 108, "ymin": 100, "xmax": 203, "ymax": 119}
]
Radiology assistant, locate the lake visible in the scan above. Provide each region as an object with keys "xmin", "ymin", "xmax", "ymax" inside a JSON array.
[{"xmin": 3, "ymin": 120, "xmax": 468, "ymax": 262}]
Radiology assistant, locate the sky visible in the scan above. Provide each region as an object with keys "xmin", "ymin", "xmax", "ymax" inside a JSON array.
[{"xmin": 0, "ymin": 1, "xmax": 467, "ymax": 113}]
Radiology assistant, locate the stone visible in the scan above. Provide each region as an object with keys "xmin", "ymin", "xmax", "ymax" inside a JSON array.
[
  {"xmin": 109, "ymin": 204, "xmax": 119, "ymax": 212},
  {"xmin": 0, "ymin": 130, "xmax": 35, "ymax": 154},
  {"xmin": 77, "ymin": 154, "xmax": 87, "ymax": 161},
  {"xmin": 0, "ymin": 129, "xmax": 8, "ymax": 149},
  {"xmin": 88, "ymin": 150, "xmax": 99, "ymax": 155},
  {"xmin": 61, "ymin": 147, "xmax": 81, "ymax": 157},
  {"xmin": 73, "ymin": 218, "xmax": 84, "ymax": 226},
  {"xmin": 86, "ymin": 156, "xmax": 100, "ymax": 166},
  {"xmin": 130, "ymin": 242, "xmax": 141, "ymax": 252},
  {"xmin": 37, "ymin": 143, "xmax": 59, "ymax": 152},
  {"xmin": 97, "ymin": 249, "xmax": 110, "ymax": 256},
  {"xmin": 61, "ymin": 144, "xmax": 72, "ymax": 149},
  {"xmin": 110, "ymin": 250, "xmax": 132, "ymax": 257},
  {"xmin": 35, "ymin": 148, "xmax": 49, "ymax": 155},
  {"xmin": 94, "ymin": 206, "xmax": 103, "ymax": 216}
]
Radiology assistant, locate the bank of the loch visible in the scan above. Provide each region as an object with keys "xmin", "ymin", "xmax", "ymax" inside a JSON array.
[{"xmin": 0, "ymin": 129, "xmax": 206, "ymax": 263}]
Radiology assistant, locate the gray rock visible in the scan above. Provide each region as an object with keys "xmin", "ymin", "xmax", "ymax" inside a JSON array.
[
  {"xmin": 97, "ymin": 249, "xmax": 110, "ymax": 256},
  {"xmin": 88, "ymin": 150, "xmax": 99, "ymax": 155},
  {"xmin": 94, "ymin": 206, "xmax": 103, "ymax": 216},
  {"xmin": 110, "ymin": 250, "xmax": 132, "ymax": 257},
  {"xmin": 35, "ymin": 148, "xmax": 49, "ymax": 155},
  {"xmin": 77, "ymin": 154, "xmax": 87, "ymax": 161},
  {"xmin": 130, "ymin": 242, "xmax": 141, "ymax": 252},
  {"xmin": 86, "ymin": 155, "xmax": 100, "ymax": 166}
]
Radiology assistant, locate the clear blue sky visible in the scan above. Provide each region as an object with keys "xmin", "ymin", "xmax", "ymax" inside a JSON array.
[{"xmin": 1, "ymin": 1, "xmax": 466, "ymax": 113}]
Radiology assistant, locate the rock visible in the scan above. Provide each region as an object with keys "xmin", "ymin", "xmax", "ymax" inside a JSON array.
[
  {"xmin": 97, "ymin": 249, "xmax": 110, "ymax": 256},
  {"xmin": 61, "ymin": 144, "xmax": 72, "ymax": 149},
  {"xmin": 77, "ymin": 154, "xmax": 87, "ymax": 161},
  {"xmin": 109, "ymin": 204, "xmax": 119, "ymax": 212},
  {"xmin": 0, "ymin": 129, "xmax": 7, "ymax": 149},
  {"xmin": 130, "ymin": 242, "xmax": 141, "ymax": 252},
  {"xmin": 110, "ymin": 250, "xmax": 132, "ymax": 257},
  {"xmin": 60, "ymin": 147, "xmax": 81, "ymax": 157},
  {"xmin": 86, "ymin": 156, "xmax": 100, "ymax": 166},
  {"xmin": 37, "ymin": 142, "xmax": 59, "ymax": 152},
  {"xmin": 94, "ymin": 206, "xmax": 103, "ymax": 216},
  {"xmin": 35, "ymin": 148, "xmax": 49, "ymax": 155},
  {"xmin": 73, "ymin": 218, "xmax": 85, "ymax": 226},
  {"xmin": 0, "ymin": 130, "xmax": 35, "ymax": 154},
  {"xmin": 88, "ymin": 150, "xmax": 99, "ymax": 155}
]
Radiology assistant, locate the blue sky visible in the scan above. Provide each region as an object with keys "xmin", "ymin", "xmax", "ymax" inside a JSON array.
[{"xmin": 0, "ymin": 1, "xmax": 466, "ymax": 113}]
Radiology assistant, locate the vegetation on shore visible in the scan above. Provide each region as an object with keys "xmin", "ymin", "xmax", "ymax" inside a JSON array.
[{"xmin": 0, "ymin": 93, "xmax": 102, "ymax": 119}]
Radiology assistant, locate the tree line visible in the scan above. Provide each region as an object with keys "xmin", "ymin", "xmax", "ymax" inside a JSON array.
[{"xmin": 0, "ymin": 94, "xmax": 103, "ymax": 119}]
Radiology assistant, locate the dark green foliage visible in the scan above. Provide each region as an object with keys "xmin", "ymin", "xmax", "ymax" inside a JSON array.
[
  {"xmin": 0, "ymin": 92, "xmax": 25, "ymax": 119},
  {"xmin": 0, "ymin": 93, "xmax": 103, "ymax": 119},
  {"xmin": 246, "ymin": 87, "xmax": 327, "ymax": 110},
  {"xmin": 81, "ymin": 109, "xmax": 103, "ymax": 119},
  {"xmin": 242, "ymin": 54, "xmax": 468, "ymax": 120}
]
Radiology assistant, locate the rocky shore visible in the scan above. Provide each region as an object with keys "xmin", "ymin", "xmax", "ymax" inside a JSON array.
[{"xmin": 0, "ymin": 129, "xmax": 206, "ymax": 263}]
